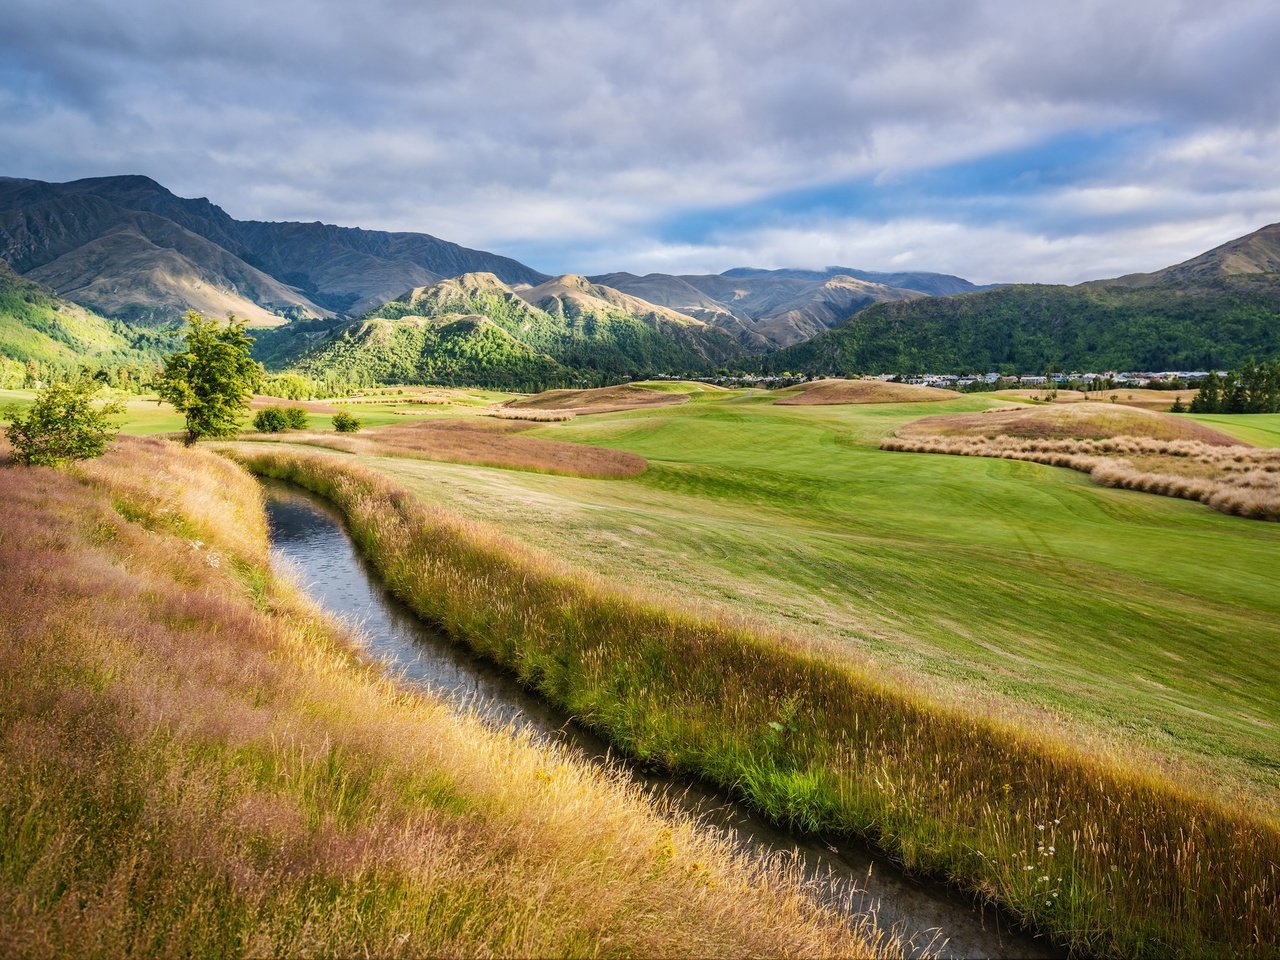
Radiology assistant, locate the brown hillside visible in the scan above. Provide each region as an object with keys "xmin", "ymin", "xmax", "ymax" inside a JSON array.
[{"xmin": 775, "ymin": 379, "xmax": 960, "ymax": 405}]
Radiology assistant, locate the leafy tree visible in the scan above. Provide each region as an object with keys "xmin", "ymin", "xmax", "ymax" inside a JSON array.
[
  {"xmin": 5, "ymin": 377, "xmax": 124, "ymax": 466},
  {"xmin": 158, "ymin": 312, "xmax": 262, "ymax": 443},
  {"xmin": 284, "ymin": 406, "xmax": 309, "ymax": 429},
  {"xmin": 331, "ymin": 411, "xmax": 361, "ymax": 433}
]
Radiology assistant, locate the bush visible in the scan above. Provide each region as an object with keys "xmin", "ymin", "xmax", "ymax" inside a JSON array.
[
  {"xmin": 253, "ymin": 407, "xmax": 289, "ymax": 433},
  {"xmin": 332, "ymin": 411, "xmax": 361, "ymax": 433},
  {"xmin": 284, "ymin": 407, "xmax": 309, "ymax": 430},
  {"xmin": 5, "ymin": 378, "xmax": 124, "ymax": 466}
]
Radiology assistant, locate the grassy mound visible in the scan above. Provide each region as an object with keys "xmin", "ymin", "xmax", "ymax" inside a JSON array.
[
  {"xmin": 774, "ymin": 379, "xmax": 960, "ymax": 405},
  {"xmin": 986, "ymin": 388, "xmax": 1200, "ymax": 411},
  {"xmin": 505, "ymin": 383, "xmax": 692, "ymax": 415},
  {"xmin": 897, "ymin": 402, "xmax": 1242, "ymax": 445},
  {"xmin": 887, "ymin": 405, "xmax": 1280, "ymax": 521}
]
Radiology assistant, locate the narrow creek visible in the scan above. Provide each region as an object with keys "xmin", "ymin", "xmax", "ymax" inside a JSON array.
[{"xmin": 263, "ymin": 482, "xmax": 1062, "ymax": 960}]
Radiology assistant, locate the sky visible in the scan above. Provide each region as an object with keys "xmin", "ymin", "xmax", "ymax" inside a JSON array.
[{"xmin": 2, "ymin": 0, "xmax": 1279, "ymax": 284}]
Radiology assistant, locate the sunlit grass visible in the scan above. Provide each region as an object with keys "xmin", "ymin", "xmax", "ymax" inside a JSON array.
[
  {"xmin": 234, "ymin": 445, "xmax": 1280, "ymax": 958},
  {"xmin": 0, "ymin": 436, "xmax": 888, "ymax": 958}
]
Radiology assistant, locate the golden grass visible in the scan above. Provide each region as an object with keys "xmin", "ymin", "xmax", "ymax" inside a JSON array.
[
  {"xmin": 487, "ymin": 408, "xmax": 576, "ymax": 422},
  {"xmin": 886, "ymin": 408, "xmax": 1280, "ymax": 520},
  {"xmin": 987, "ymin": 388, "xmax": 1199, "ymax": 411},
  {"xmin": 234, "ymin": 446, "xmax": 1280, "ymax": 959},
  {"xmin": 774, "ymin": 379, "xmax": 961, "ymax": 405},
  {"xmin": 241, "ymin": 417, "xmax": 648, "ymax": 478},
  {"xmin": 897, "ymin": 403, "xmax": 1241, "ymax": 445},
  {"xmin": 249, "ymin": 394, "xmax": 342, "ymax": 413},
  {"xmin": 0, "ymin": 436, "xmax": 890, "ymax": 958},
  {"xmin": 504, "ymin": 383, "xmax": 691, "ymax": 415}
]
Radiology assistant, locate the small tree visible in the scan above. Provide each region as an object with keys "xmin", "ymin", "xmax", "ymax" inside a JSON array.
[
  {"xmin": 5, "ymin": 377, "xmax": 124, "ymax": 466},
  {"xmin": 253, "ymin": 407, "xmax": 289, "ymax": 433},
  {"xmin": 284, "ymin": 406, "xmax": 309, "ymax": 429},
  {"xmin": 157, "ymin": 311, "xmax": 262, "ymax": 444},
  {"xmin": 332, "ymin": 411, "xmax": 362, "ymax": 433}
]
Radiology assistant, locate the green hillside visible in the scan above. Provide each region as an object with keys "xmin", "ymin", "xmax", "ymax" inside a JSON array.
[
  {"xmin": 368, "ymin": 273, "xmax": 741, "ymax": 379},
  {"xmin": 293, "ymin": 314, "xmax": 570, "ymax": 390},
  {"xmin": 768, "ymin": 275, "xmax": 1280, "ymax": 374},
  {"xmin": 0, "ymin": 261, "xmax": 176, "ymax": 384}
]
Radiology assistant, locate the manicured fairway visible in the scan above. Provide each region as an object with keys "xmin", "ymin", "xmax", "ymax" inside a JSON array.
[{"xmin": 311, "ymin": 389, "xmax": 1280, "ymax": 803}]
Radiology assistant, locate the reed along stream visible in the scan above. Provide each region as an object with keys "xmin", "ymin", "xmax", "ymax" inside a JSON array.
[{"xmin": 264, "ymin": 482, "xmax": 1060, "ymax": 960}]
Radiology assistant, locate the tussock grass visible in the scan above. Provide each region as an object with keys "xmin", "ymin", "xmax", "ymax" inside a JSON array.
[
  {"xmin": 488, "ymin": 408, "xmax": 576, "ymax": 422},
  {"xmin": 774, "ymin": 379, "xmax": 960, "ymax": 405},
  {"xmin": 986, "ymin": 389, "xmax": 1200, "ymax": 411},
  {"xmin": 240, "ymin": 417, "xmax": 648, "ymax": 478},
  {"xmin": 0, "ymin": 437, "xmax": 890, "ymax": 958},
  {"xmin": 504, "ymin": 383, "xmax": 691, "ymax": 414},
  {"xmin": 883, "ymin": 434, "xmax": 1280, "ymax": 521},
  {"xmin": 897, "ymin": 403, "xmax": 1240, "ymax": 445},
  {"xmin": 234, "ymin": 447, "xmax": 1280, "ymax": 959}
]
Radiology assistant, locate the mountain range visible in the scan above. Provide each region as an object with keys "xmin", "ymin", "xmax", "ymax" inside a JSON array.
[
  {"xmin": 1, "ymin": 173, "xmax": 1278, "ymax": 384},
  {"xmin": 0, "ymin": 176, "xmax": 987, "ymax": 351}
]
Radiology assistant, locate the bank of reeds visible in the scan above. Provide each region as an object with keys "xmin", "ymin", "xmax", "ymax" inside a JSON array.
[
  {"xmin": 882, "ymin": 434, "xmax": 1280, "ymax": 520},
  {"xmin": 234, "ymin": 447, "xmax": 1280, "ymax": 959},
  {"xmin": 0, "ymin": 437, "xmax": 890, "ymax": 958}
]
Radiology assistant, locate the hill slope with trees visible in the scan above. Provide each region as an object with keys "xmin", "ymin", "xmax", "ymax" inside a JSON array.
[{"xmin": 767, "ymin": 224, "xmax": 1280, "ymax": 374}]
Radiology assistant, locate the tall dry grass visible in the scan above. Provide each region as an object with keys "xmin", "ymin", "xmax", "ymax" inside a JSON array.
[
  {"xmin": 882, "ymin": 434, "xmax": 1280, "ymax": 520},
  {"xmin": 234, "ymin": 446, "xmax": 1280, "ymax": 959},
  {"xmin": 241, "ymin": 417, "xmax": 648, "ymax": 478},
  {"xmin": 774, "ymin": 379, "xmax": 959, "ymax": 405},
  {"xmin": 0, "ymin": 437, "xmax": 891, "ymax": 959},
  {"xmin": 504, "ymin": 383, "xmax": 690, "ymax": 415}
]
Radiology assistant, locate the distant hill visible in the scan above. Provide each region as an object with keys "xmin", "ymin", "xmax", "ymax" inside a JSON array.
[
  {"xmin": 0, "ymin": 260, "xmax": 173, "ymax": 367},
  {"xmin": 293, "ymin": 271, "xmax": 742, "ymax": 382},
  {"xmin": 292, "ymin": 314, "xmax": 568, "ymax": 391},
  {"xmin": 589, "ymin": 268, "xmax": 931, "ymax": 349},
  {"xmin": 767, "ymin": 224, "xmax": 1280, "ymax": 374},
  {"xmin": 0, "ymin": 175, "xmax": 548, "ymax": 326}
]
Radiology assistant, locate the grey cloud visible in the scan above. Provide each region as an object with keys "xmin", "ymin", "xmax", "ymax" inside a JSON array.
[{"xmin": 0, "ymin": 0, "xmax": 1277, "ymax": 278}]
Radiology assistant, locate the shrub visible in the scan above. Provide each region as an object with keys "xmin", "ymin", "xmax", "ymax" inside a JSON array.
[
  {"xmin": 332, "ymin": 411, "xmax": 362, "ymax": 433},
  {"xmin": 253, "ymin": 407, "xmax": 289, "ymax": 433},
  {"xmin": 284, "ymin": 406, "xmax": 309, "ymax": 430},
  {"xmin": 5, "ymin": 378, "xmax": 124, "ymax": 466}
]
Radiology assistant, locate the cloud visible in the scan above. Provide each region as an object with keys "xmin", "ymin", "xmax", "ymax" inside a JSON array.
[{"xmin": 1, "ymin": 0, "xmax": 1278, "ymax": 280}]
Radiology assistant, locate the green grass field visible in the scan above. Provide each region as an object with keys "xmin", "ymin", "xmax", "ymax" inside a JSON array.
[
  {"xmin": 276, "ymin": 388, "xmax": 1280, "ymax": 804},
  {"xmin": 7, "ymin": 382, "xmax": 1278, "ymax": 799}
]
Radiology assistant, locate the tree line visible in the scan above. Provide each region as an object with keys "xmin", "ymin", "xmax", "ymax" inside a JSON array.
[{"xmin": 1188, "ymin": 360, "xmax": 1280, "ymax": 414}]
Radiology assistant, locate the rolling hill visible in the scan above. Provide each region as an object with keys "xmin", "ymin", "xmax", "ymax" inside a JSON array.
[
  {"xmin": 768, "ymin": 223, "xmax": 1280, "ymax": 374},
  {"xmin": 298, "ymin": 271, "xmax": 742, "ymax": 382},
  {"xmin": 292, "ymin": 313, "xmax": 568, "ymax": 391}
]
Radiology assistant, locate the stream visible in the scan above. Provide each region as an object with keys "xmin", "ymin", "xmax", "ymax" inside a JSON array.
[{"xmin": 264, "ymin": 482, "xmax": 1061, "ymax": 960}]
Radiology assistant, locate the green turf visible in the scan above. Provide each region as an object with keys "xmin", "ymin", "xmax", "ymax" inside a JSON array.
[
  {"xmin": 317, "ymin": 390, "xmax": 1280, "ymax": 801},
  {"xmin": 1185, "ymin": 412, "xmax": 1280, "ymax": 447}
]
